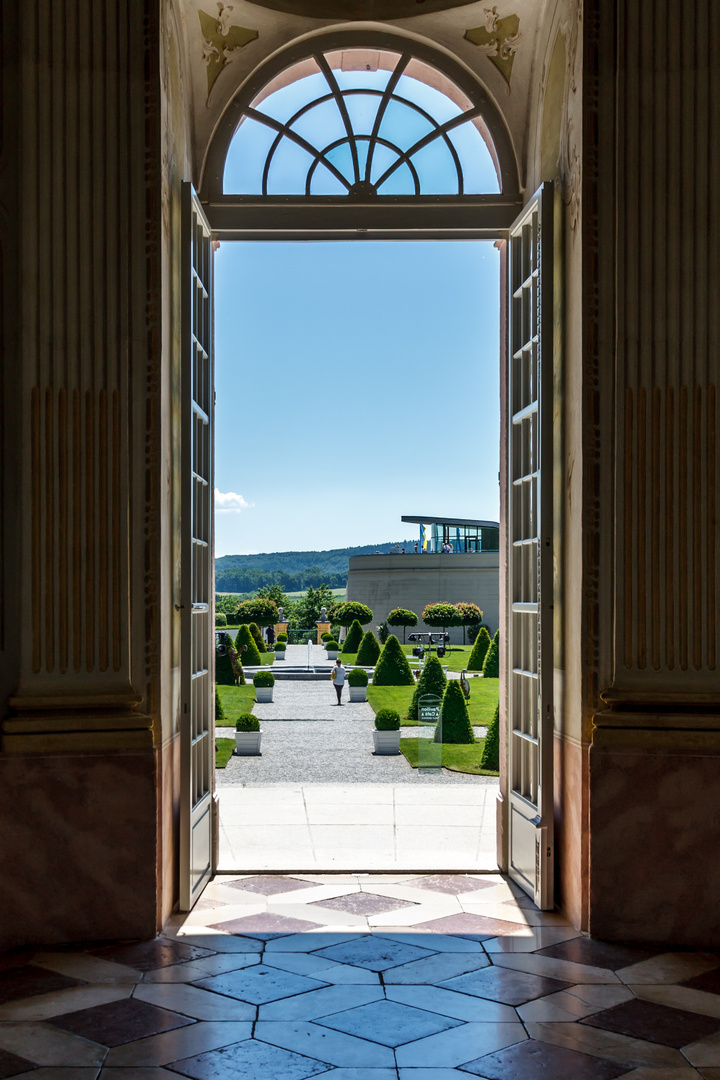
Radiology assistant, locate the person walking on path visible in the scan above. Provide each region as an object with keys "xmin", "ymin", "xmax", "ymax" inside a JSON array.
[
  {"xmin": 331, "ymin": 658, "xmax": 347, "ymax": 705},
  {"xmin": 266, "ymin": 625, "xmax": 275, "ymax": 646}
]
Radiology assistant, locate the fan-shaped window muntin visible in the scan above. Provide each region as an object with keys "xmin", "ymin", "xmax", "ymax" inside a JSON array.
[{"xmin": 224, "ymin": 49, "xmax": 501, "ymax": 198}]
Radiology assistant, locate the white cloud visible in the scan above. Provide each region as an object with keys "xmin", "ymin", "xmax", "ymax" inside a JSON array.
[{"xmin": 214, "ymin": 488, "xmax": 253, "ymax": 513}]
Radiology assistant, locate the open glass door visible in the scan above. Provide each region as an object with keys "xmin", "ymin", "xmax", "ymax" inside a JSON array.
[
  {"xmin": 180, "ymin": 183, "xmax": 215, "ymax": 911},
  {"xmin": 506, "ymin": 183, "xmax": 554, "ymax": 909}
]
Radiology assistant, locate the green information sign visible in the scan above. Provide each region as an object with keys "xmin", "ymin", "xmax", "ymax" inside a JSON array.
[{"xmin": 418, "ymin": 693, "xmax": 442, "ymax": 773}]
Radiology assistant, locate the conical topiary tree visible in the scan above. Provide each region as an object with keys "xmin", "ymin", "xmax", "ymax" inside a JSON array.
[
  {"xmin": 356, "ymin": 630, "xmax": 380, "ymax": 666},
  {"xmin": 372, "ymin": 634, "xmax": 415, "ymax": 686},
  {"xmin": 468, "ymin": 626, "xmax": 492, "ymax": 671},
  {"xmin": 215, "ymin": 635, "xmax": 239, "ymax": 686},
  {"xmin": 249, "ymin": 622, "xmax": 267, "ymax": 653},
  {"xmin": 215, "ymin": 687, "xmax": 226, "ymax": 724},
  {"xmin": 235, "ymin": 623, "xmax": 262, "ymax": 666},
  {"xmin": 434, "ymin": 680, "xmax": 475, "ymax": 744},
  {"xmin": 407, "ymin": 655, "xmax": 447, "ymax": 722},
  {"xmin": 342, "ymin": 619, "xmax": 364, "ymax": 654},
  {"xmin": 482, "ymin": 630, "xmax": 500, "ymax": 678},
  {"xmin": 480, "ymin": 701, "xmax": 500, "ymax": 771}
]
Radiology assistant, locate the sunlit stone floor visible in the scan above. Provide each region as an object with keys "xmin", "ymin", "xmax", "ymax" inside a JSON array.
[{"xmin": 1, "ymin": 873, "xmax": 719, "ymax": 1078}]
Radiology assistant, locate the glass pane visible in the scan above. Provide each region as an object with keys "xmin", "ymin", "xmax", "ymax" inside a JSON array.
[
  {"xmin": 223, "ymin": 118, "xmax": 279, "ymax": 194},
  {"xmin": 324, "ymin": 141, "xmax": 357, "ymax": 185},
  {"xmin": 344, "ymin": 92, "xmax": 382, "ymax": 137},
  {"xmin": 447, "ymin": 121, "xmax": 500, "ymax": 193},
  {"xmin": 394, "ymin": 74, "xmax": 464, "ymax": 125},
  {"xmin": 369, "ymin": 142, "xmax": 403, "ymax": 186},
  {"xmin": 378, "ymin": 99, "xmax": 434, "ymax": 153},
  {"xmin": 355, "ymin": 139, "xmax": 371, "ymax": 181},
  {"xmin": 377, "ymin": 160, "xmax": 415, "ymax": 195},
  {"xmin": 309, "ymin": 162, "xmax": 348, "ymax": 195},
  {"xmin": 255, "ymin": 72, "xmax": 329, "ymax": 124},
  {"xmin": 411, "ymin": 137, "xmax": 459, "ymax": 194},
  {"xmin": 333, "ymin": 67, "xmax": 393, "ymax": 92},
  {"xmin": 291, "ymin": 98, "xmax": 347, "ymax": 151},
  {"xmin": 266, "ymin": 139, "xmax": 316, "ymax": 194}
]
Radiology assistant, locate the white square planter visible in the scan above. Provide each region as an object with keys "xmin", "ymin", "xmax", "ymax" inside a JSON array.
[
  {"xmin": 326, "ymin": 650, "xmax": 339, "ymax": 660},
  {"xmin": 275, "ymin": 651, "xmax": 286, "ymax": 659},
  {"xmin": 349, "ymin": 685, "xmax": 367, "ymax": 702},
  {"xmin": 235, "ymin": 731, "xmax": 262, "ymax": 755},
  {"xmin": 254, "ymin": 687, "xmax": 274, "ymax": 703},
  {"xmin": 373, "ymin": 729, "xmax": 401, "ymax": 755}
]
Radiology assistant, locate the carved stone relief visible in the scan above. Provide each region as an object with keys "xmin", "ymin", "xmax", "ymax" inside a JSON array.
[
  {"xmin": 464, "ymin": 7, "xmax": 522, "ymax": 90},
  {"xmin": 198, "ymin": 4, "xmax": 258, "ymax": 99}
]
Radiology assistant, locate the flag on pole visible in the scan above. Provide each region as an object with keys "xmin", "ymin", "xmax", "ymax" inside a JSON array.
[{"xmin": 420, "ymin": 524, "xmax": 427, "ymax": 551}]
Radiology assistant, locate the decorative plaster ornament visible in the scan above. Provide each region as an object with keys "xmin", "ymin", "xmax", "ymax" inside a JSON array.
[
  {"xmin": 464, "ymin": 7, "xmax": 521, "ymax": 90},
  {"xmin": 199, "ymin": 4, "xmax": 258, "ymax": 99}
]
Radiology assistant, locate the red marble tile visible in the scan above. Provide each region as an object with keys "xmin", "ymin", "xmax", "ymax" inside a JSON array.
[
  {"xmin": 209, "ymin": 912, "xmax": 324, "ymax": 938},
  {"xmin": 581, "ymin": 997, "xmax": 720, "ymax": 1048},
  {"xmin": 407, "ymin": 874, "xmax": 497, "ymax": 895},
  {"xmin": 462, "ymin": 1038, "xmax": 630, "ymax": 1078},
  {"xmin": 91, "ymin": 937, "xmax": 214, "ymax": 971},
  {"xmin": 682, "ymin": 967, "xmax": 720, "ymax": 995},
  {"xmin": 536, "ymin": 937, "xmax": 658, "ymax": 971},
  {"xmin": 0, "ymin": 964, "xmax": 85, "ymax": 1006},
  {"xmin": 310, "ymin": 893, "xmax": 417, "ymax": 916},
  {"xmin": 0, "ymin": 1047, "xmax": 41, "ymax": 1079},
  {"xmin": 412, "ymin": 912, "xmax": 523, "ymax": 938},
  {"xmin": 49, "ymin": 996, "xmax": 193, "ymax": 1046},
  {"xmin": 441, "ymin": 965, "xmax": 573, "ymax": 1006},
  {"xmin": 223, "ymin": 876, "xmax": 318, "ymax": 896}
]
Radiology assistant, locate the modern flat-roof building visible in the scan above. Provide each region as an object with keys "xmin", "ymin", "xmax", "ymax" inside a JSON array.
[{"xmin": 345, "ymin": 516, "xmax": 499, "ymax": 642}]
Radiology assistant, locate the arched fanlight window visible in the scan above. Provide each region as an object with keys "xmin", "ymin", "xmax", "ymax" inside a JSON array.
[{"xmin": 223, "ymin": 48, "xmax": 502, "ymax": 197}]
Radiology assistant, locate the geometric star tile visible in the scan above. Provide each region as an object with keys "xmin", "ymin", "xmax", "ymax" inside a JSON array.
[
  {"xmin": 461, "ymin": 1037, "xmax": 632, "ymax": 1078},
  {"xmin": 169, "ymin": 1038, "xmax": 332, "ymax": 1080},
  {"xmin": 440, "ymin": 966, "xmax": 573, "ymax": 1006},
  {"xmin": 209, "ymin": 913, "xmax": 324, "ymax": 938},
  {"xmin": 47, "ymin": 996, "xmax": 193, "ymax": 1046},
  {"xmin": 536, "ymin": 937, "xmax": 658, "ymax": 971},
  {"xmin": 90, "ymin": 937, "xmax": 214, "ymax": 971},
  {"xmin": 581, "ymin": 997, "xmax": 720, "ymax": 1048},
  {"xmin": 412, "ymin": 913, "xmax": 524, "ymax": 938},
  {"xmin": 408, "ymin": 875, "xmax": 498, "ymax": 896},
  {"xmin": 312, "ymin": 936, "xmax": 434, "ymax": 971},
  {"xmin": 316, "ymin": 998, "xmax": 461, "ymax": 1046},
  {"xmin": 193, "ymin": 964, "xmax": 329, "ymax": 1005},
  {"xmin": 310, "ymin": 893, "xmax": 417, "ymax": 917},
  {"xmin": 0, "ymin": 1047, "xmax": 41, "ymax": 1079},
  {"xmin": 681, "ymin": 968, "xmax": 720, "ymax": 995},
  {"xmin": 223, "ymin": 876, "xmax": 319, "ymax": 897},
  {"xmin": 0, "ymin": 964, "xmax": 86, "ymax": 1006}
]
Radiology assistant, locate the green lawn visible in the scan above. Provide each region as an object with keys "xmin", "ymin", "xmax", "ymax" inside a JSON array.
[
  {"xmin": 216, "ymin": 684, "xmax": 257, "ymax": 725},
  {"xmin": 399, "ymin": 736, "xmax": 498, "ymax": 776},
  {"xmin": 367, "ymin": 679, "xmax": 498, "ymax": 727},
  {"xmin": 400, "ymin": 643, "xmax": 480, "ymax": 670},
  {"xmin": 215, "ymin": 738, "xmax": 235, "ymax": 768}
]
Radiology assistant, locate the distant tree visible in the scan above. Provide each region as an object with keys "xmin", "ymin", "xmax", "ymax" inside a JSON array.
[
  {"xmin": 215, "ymin": 687, "xmax": 226, "ymax": 724},
  {"xmin": 372, "ymin": 634, "xmax": 414, "ymax": 686},
  {"xmin": 293, "ymin": 584, "xmax": 337, "ymax": 628},
  {"xmin": 335, "ymin": 601, "xmax": 373, "ymax": 628},
  {"xmin": 356, "ymin": 630, "xmax": 381, "ymax": 666},
  {"xmin": 480, "ymin": 701, "xmax": 500, "ymax": 771},
  {"xmin": 235, "ymin": 598, "xmax": 279, "ymax": 627},
  {"xmin": 215, "ymin": 612, "xmax": 227, "ymax": 627},
  {"xmin": 455, "ymin": 602, "xmax": 483, "ymax": 644},
  {"xmin": 234, "ymin": 624, "xmax": 262, "ymax": 666},
  {"xmin": 342, "ymin": 619, "xmax": 364, "ymax": 654},
  {"xmin": 386, "ymin": 607, "xmax": 418, "ymax": 644},
  {"xmin": 377, "ymin": 620, "xmax": 389, "ymax": 644},
  {"xmin": 248, "ymin": 622, "xmax": 267, "ymax": 654},
  {"xmin": 256, "ymin": 583, "xmax": 289, "ymax": 608},
  {"xmin": 407, "ymin": 655, "xmax": 447, "ymax": 723},
  {"xmin": 434, "ymin": 680, "xmax": 475, "ymax": 744},
  {"xmin": 468, "ymin": 626, "xmax": 492, "ymax": 671},
  {"xmin": 422, "ymin": 602, "xmax": 463, "ymax": 637},
  {"xmin": 482, "ymin": 630, "xmax": 500, "ymax": 679}
]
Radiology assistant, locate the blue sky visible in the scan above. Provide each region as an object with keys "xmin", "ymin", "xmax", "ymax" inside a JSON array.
[{"xmin": 213, "ymin": 239, "xmax": 500, "ymax": 555}]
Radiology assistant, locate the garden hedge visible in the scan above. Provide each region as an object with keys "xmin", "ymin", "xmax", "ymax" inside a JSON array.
[
  {"xmin": 342, "ymin": 619, "xmax": 364, "ymax": 654},
  {"xmin": 480, "ymin": 701, "xmax": 500, "ymax": 770},
  {"xmin": 434, "ymin": 680, "xmax": 475, "ymax": 744},
  {"xmin": 356, "ymin": 630, "xmax": 380, "ymax": 666},
  {"xmin": 234, "ymin": 624, "xmax": 262, "ymax": 666},
  {"xmin": 407, "ymin": 655, "xmax": 447, "ymax": 722},
  {"xmin": 372, "ymin": 634, "xmax": 414, "ymax": 686},
  {"xmin": 468, "ymin": 626, "xmax": 492, "ymax": 671},
  {"xmin": 249, "ymin": 622, "xmax": 267, "ymax": 653},
  {"xmin": 482, "ymin": 630, "xmax": 500, "ymax": 678}
]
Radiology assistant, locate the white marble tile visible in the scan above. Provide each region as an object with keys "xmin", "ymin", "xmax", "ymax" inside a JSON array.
[
  {"xmin": 253, "ymin": 1020, "xmax": 396, "ymax": 1067},
  {"xmin": 103, "ymin": 1021, "xmax": 254, "ymax": 1066},
  {"xmin": 525, "ymin": 1021, "xmax": 689, "ymax": 1068},
  {"xmin": 630, "ymin": 983, "xmax": 720, "ymax": 1020},
  {"xmin": 683, "ymin": 1031, "xmax": 720, "ymax": 1067},
  {"xmin": 141, "ymin": 952, "xmax": 261, "ymax": 982},
  {"xmin": 383, "ymin": 952, "xmax": 490, "ymax": 985},
  {"xmin": 386, "ymin": 984, "xmax": 517, "ymax": 1023},
  {"xmin": 257, "ymin": 983, "xmax": 383, "ymax": 1021},
  {"xmin": 482, "ymin": 926, "xmax": 584, "ymax": 951},
  {"xmin": 491, "ymin": 951, "xmax": 622, "ymax": 984},
  {"xmin": 371, "ymin": 931, "xmax": 485, "ymax": 954},
  {"xmin": 263, "ymin": 931, "xmax": 360, "ymax": 953},
  {"xmin": 0, "ymin": 984, "xmax": 132, "ymax": 1022},
  {"xmin": 0, "ymin": 1022, "xmax": 106, "ymax": 1066},
  {"xmin": 32, "ymin": 952, "xmax": 143, "ymax": 985},
  {"xmin": 616, "ymin": 953, "xmax": 720, "ymax": 985},
  {"xmin": 321, "ymin": 1071, "xmax": 398, "ymax": 1080},
  {"xmin": 395, "ymin": 1021, "xmax": 527, "ymax": 1067},
  {"xmin": 310, "ymin": 964, "xmax": 384, "ymax": 986},
  {"xmin": 516, "ymin": 989, "xmax": 609, "ymax": 1023},
  {"xmin": 133, "ymin": 982, "xmax": 256, "ymax": 1020},
  {"xmin": 565, "ymin": 984, "xmax": 635, "ymax": 1007}
]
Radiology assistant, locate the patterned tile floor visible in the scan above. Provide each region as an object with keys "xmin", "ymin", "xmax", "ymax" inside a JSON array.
[{"xmin": 1, "ymin": 873, "xmax": 719, "ymax": 1078}]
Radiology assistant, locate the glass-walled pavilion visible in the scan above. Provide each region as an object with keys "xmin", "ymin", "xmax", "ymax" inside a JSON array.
[{"xmin": 401, "ymin": 514, "xmax": 499, "ymax": 554}]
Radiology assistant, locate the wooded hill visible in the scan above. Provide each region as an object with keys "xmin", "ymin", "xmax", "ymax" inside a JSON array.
[{"xmin": 216, "ymin": 540, "xmax": 414, "ymax": 593}]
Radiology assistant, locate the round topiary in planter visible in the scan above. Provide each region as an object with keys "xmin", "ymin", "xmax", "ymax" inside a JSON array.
[
  {"xmin": 325, "ymin": 639, "xmax": 339, "ymax": 660},
  {"xmin": 274, "ymin": 642, "xmax": 287, "ymax": 659},
  {"xmin": 373, "ymin": 708, "xmax": 401, "ymax": 754},
  {"xmin": 321, "ymin": 631, "xmax": 333, "ymax": 643},
  {"xmin": 277, "ymin": 632, "xmax": 288, "ymax": 643},
  {"xmin": 235, "ymin": 713, "xmax": 261, "ymax": 755},
  {"xmin": 347, "ymin": 666, "xmax": 369, "ymax": 702},
  {"xmin": 253, "ymin": 669, "xmax": 275, "ymax": 703}
]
